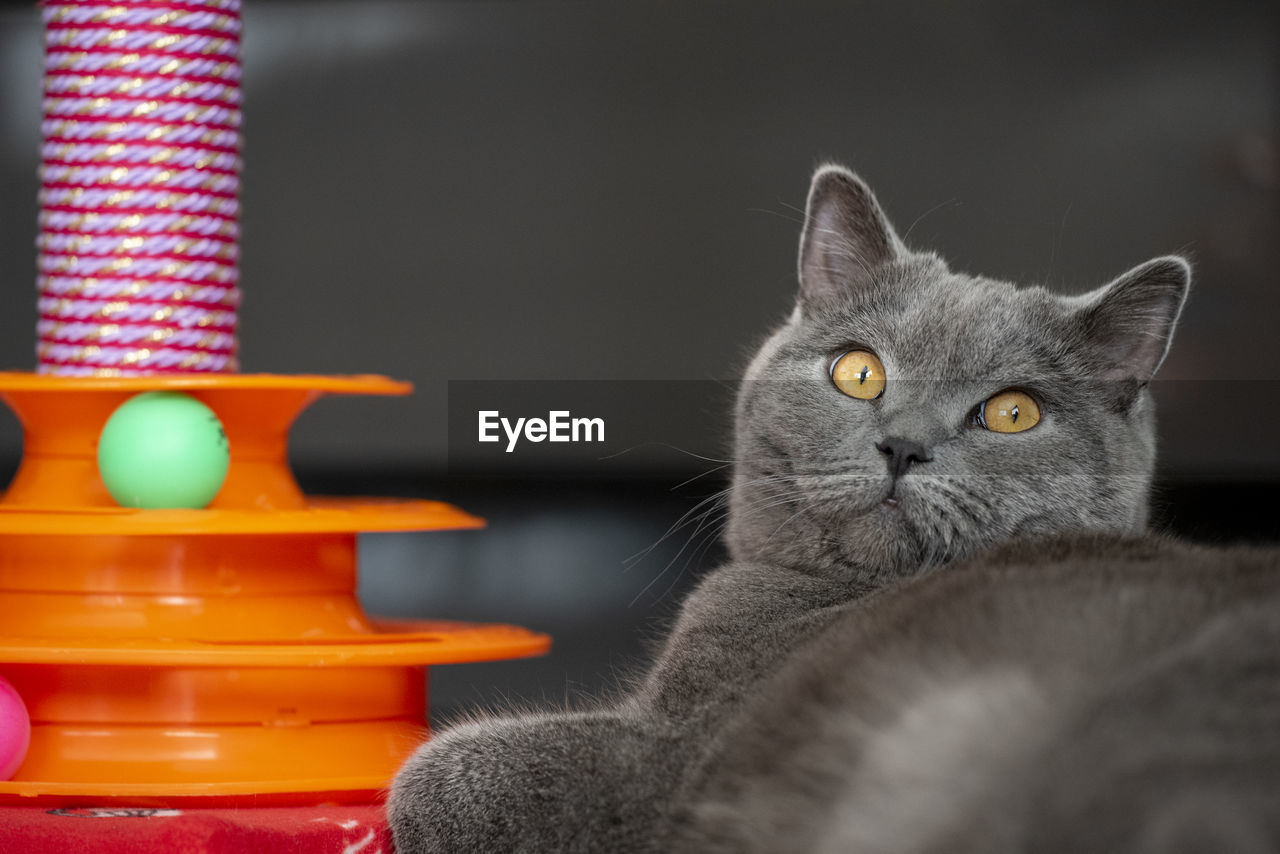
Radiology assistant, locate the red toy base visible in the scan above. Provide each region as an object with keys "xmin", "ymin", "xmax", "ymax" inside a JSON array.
[{"xmin": 0, "ymin": 801, "xmax": 392, "ymax": 854}]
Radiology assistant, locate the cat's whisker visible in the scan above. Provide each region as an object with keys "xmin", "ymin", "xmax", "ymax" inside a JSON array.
[
  {"xmin": 628, "ymin": 490, "xmax": 744, "ymax": 606},
  {"xmin": 687, "ymin": 513, "xmax": 732, "ymax": 566},
  {"xmin": 901, "ymin": 197, "xmax": 960, "ymax": 243},
  {"xmin": 623, "ymin": 487, "xmax": 733, "ymax": 569},
  {"xmin": 661, "ymin": 501, "xmax": 741, "ymax": 590},
  {"xmin": 596, "ymin": 442, "xmax": 738, "ymax": 465},
  {"xmin": 778, "ymin": 199, "xmax": 807, "ymax": 218},
  {"xmin": 669, "ymin": 463, "xmax": 733, "ymax": 491},
  {"xmin": 624, "ymin": 471, "xmax": 800, "ymax": 572},
  {"xmin": 740, "ymin": 488, "xmax": 810, "ymax": 517},
  {"xmin": 747, "ymin": 205, "xmax": 806, "ymax": 227},
  {"xmin": 633, "ymin": 471, "xmax": 801, "ymax": 565},
  {"xmin": 651, "ymin": 533, "xmax": 720, "ymax": 606}
]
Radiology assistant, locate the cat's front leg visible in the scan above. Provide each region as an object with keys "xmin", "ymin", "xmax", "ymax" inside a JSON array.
[{"xmin": 388, "ymin": 705, "xmax": 682, "ymax": 853}]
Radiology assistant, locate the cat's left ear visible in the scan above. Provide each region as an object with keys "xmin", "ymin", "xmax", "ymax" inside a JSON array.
[{"xmin": 1073, "ymin": 256, "xmax": 1190, "ymax": 384}]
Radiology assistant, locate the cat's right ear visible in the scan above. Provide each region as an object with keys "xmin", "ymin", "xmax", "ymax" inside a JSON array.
[{"xmin": 797, "ymin": 165, "xmax": 904, "ymax": 307}]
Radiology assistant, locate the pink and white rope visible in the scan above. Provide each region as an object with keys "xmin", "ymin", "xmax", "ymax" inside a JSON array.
[{"xmin": 37, "ymin": 0, "xmax": 243, "ymax": 375}]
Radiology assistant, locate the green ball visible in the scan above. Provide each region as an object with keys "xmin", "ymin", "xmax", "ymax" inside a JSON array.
[{"xmin": 97, "ymin": 391, "xmax": 230, "ymax": 509}]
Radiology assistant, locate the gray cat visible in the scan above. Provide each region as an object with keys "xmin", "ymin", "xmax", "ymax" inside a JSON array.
[{"xmin": 388, "ymin": 166, "xmax": 1280, "ymax": 852}]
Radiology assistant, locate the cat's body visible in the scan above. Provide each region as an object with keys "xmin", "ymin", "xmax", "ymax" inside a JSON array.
[
  {"xmin": 389, "ymin": 166, "xmax": 1280, "ymax": 852},
  {"xmin": 677, "ymin": 534, "xmax": 1280, "ymax": 853}
]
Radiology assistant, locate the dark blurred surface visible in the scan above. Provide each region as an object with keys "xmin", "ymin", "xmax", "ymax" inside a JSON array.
[{"xmin": 0, "ymin": 1, "xmax": 1277, "ymax": 723}]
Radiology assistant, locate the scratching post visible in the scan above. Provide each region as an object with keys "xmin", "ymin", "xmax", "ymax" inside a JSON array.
[{"xmin": 37, "ymin": 0, "xmax": 242, "ymax": 374}]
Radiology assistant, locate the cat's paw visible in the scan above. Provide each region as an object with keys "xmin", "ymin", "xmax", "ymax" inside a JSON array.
[
  {"xmin": 388, "ymin": 710, "xmax": 665, "ymax": 853},
  {"xmin": 388, "ymin": 718, "xmax": 521, "ymax": 853}
]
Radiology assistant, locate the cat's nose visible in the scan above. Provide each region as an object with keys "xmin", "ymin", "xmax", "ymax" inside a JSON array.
[{"xmin": 876, "ymin": 436, "xmax": 933, "ymax": 480}]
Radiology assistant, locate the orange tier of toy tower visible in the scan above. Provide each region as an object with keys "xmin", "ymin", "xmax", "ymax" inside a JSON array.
[{"xmin": 0, "ymin": 373, "xmax": 550, "ymax": 804}]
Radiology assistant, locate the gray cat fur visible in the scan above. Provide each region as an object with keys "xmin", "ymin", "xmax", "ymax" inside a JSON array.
[
  {"xmin": 674, "ymin": 534, "xmax": 1280, "ymax": 853},
  {"xmin": 388, "ymin": 165, "xmax": 1278, "ymax": 852}
]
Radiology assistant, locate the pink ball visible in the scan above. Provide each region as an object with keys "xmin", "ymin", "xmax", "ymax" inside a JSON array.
[{"xmin": 0, "ymin": 675, "xmax": 30, "ymax": 780}]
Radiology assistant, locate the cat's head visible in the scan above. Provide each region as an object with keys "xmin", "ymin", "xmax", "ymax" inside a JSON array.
[{"xmin": 728, "ymin": 165, "xmax": 1189, "ymax": 582}]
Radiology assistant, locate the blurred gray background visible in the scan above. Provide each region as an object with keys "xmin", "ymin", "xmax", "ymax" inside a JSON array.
[{"xmin": 0, "ymin": 0, "xmax": 1277, "ymax": 718}]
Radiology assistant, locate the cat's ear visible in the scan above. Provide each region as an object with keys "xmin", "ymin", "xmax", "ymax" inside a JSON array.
[
  {"xmin": 1073, "ymin": 256, "xmax": 1190, "ymax": 384},
  {"xmin": 797, "ymin": 165, "xmax": 904, "ymax": 306}
]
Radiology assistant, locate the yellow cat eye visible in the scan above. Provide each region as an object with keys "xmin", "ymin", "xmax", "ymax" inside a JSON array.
[
  {"xmin": 831, "ymin": 350, "xmax": 887, "ymax": 400},
  {"xmin": 979, "ymin": 389, "xmax": 1041, "ymax": 433}
]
